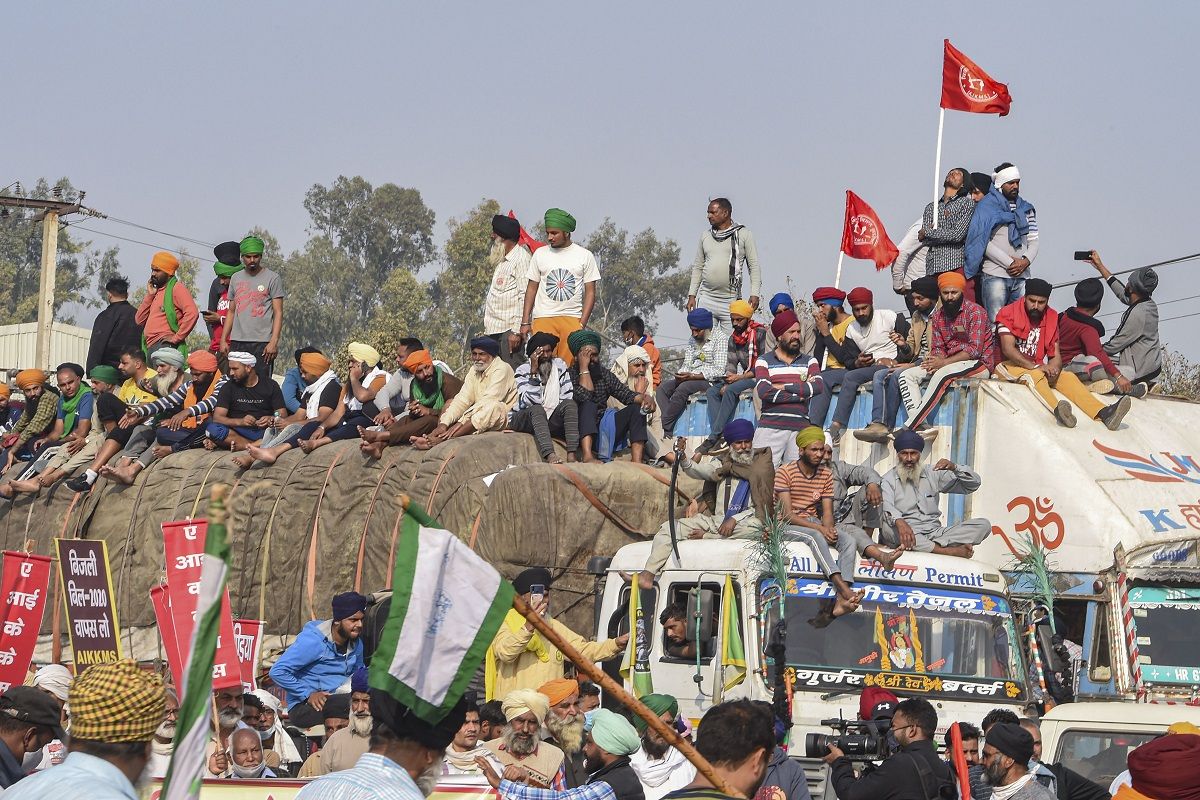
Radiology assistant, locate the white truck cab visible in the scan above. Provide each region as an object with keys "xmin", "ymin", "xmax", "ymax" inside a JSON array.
[{"xmin": 598, "ymin": 537, "xmax": 1026, "ymax": 798}]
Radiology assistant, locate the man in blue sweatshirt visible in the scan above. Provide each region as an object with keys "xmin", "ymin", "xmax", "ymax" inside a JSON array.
[{"xmin": 270, "ymin": 591, "xmax": 367, "ymax": 728}]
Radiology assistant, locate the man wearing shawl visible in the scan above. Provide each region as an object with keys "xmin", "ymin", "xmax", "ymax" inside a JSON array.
[
  {"xmin": 687, "ymin": 198, "xmax": 762, "ymax": 329},
  {"xmin": 520, "ymin": 208, "xmax": 600, "ymax": 366},
  {"xmin": 443, "ymin": 699, "xmax": 488, "ymax": 776},
  {"xmin": 233, "ymin": 350, "xmax": 342, "ymax": 468},
  {"xmin": 620, "ymin": 317, "xmax": 663, "ymax": 387},
  {"xmin": 250, "ymin": 689, "xmax": 304, "ymax": 777},
  {"xmin": 483, "ymin": 689, "xmax": 567, "ymax": 789},
  {"xmin": 1087, "ymin": 250, "xmax": 1162, "ymax": 387},
  {"xmin": 204, "ymin": 241, "xmax": 243, "ymax": 363},
  {"xmin": 510, "ymin": 332, "xmax": 578, "ymax": 463},
  {"xmin": 486, "ymin": 568, "xmax": 627, "ymax": 701},
  {"xmin": 965, "ymin": 163, "xmax": 1040, "ymax": 321},
  {"xmin": 413, "ymin": 336, "xmax": 516, "ymax": 449},
  {"xmin": 295, "ymin": 342, "xmax": 391, "ymax": 455},
  {"xmin": 610, "ymin": 345, "xmax": 665, "ymax": 461},
  {"xmin": 135, "ymin": 250, "xmax": 198, "ymax": 361},
  {"xmin": 656, "ymin": 307, "xmax": 728, "ymax": 438},
  {"xmin": 699, "ymin": 299, "xmax": 771, "ymax": 455},
  {"xmin": 569, "ymin": 330, "xmax": 656, "ymax": 464},
  {"xmin": 6, "ymin": 364, "xmax": 97, "ymax": 495},
  {"xmin": 221, "ymin": 235, "xmax": 285, "ymax": 379},
  {"xmin": 629, "ymin": 695, "xmax": 694, "ymax": 800},
  {"xmin": 360, "ymin": 348, "xmax": 465, "ymax": 455},
  {"xmin": 0, "ymin": 370, "xmax": 59, "ymax": 475}
]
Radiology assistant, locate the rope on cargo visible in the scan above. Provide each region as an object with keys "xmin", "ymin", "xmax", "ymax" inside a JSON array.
[
  {"xmin": 425, "ymin": 445, "xmax": 460, "ymax": 513},
  {"xmin": 189, "ymin": 458, "xmax": 230, "ymax": 518},
  {"xmin": 550, "ymin": 464, "xmax": 654, "ymax": 537},
  {"xmin": 242, "ymin": 455, "xmax": 308, "ymax": 621},
  {"xmin": 355, "ymin": 459, "xmax": 400, "ymax": 593},
  {"xmin": 305, "ymin": 452, "xmax": 345, "ymax": 621}
]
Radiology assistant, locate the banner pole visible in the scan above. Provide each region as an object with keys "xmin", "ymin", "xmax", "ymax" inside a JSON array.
[
  {"xmin": 512, "ymin": 593, "xmax": 742, "ymax": 798},
  {"xmin": 834, "ymin": 252, "xmax": 845, "ymax": 290},
  {"xmin": 932, "ymin": 107, "xmax": 945, "ymax": 228}
]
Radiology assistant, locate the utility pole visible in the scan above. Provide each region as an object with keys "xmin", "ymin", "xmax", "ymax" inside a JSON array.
[{"xmin": 0, "ymin": 195, "xmax": 84, "ymax": 370}]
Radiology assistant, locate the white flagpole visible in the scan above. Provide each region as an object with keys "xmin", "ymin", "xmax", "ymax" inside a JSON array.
[
  {"xmin": 834, "ymin": 251, "xmax": 845, "ymax": 290},
  {"xmin": 932, "ymin": 107, "xmax": 946, "ymax": 228}
]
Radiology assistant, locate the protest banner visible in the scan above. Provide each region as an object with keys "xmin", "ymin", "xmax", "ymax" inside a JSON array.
[
  {"xmin": 233, "ymin": 618, "xmax": 264, "ymax": 692},
  {"xmin": 0, "ymin": 551, "xmax": 52, "ymax": 691},
  {"xmin": 151, "ymin": 582, "xmax": 186, "ymax": 689},
  {"xmin": 55, "ymin": 539, "xmax": 121, "ymax": 668}
]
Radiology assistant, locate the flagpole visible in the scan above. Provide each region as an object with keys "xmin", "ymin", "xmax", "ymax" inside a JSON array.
[
  {"xmin": 932, "ymin": 107, "xmax": 945, "ymax": 228},
  {"xmin": 834, "ymin": 252, "xmax": 845, "ymax": 290},
  {"xmin": 512, "ymin": 593, "xmax": 742, "ymax": 798}
]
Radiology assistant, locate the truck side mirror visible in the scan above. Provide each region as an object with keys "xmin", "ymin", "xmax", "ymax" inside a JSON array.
[{"xmin": 687, "ymin": 588, "xmax": 718, "ymax": 649}]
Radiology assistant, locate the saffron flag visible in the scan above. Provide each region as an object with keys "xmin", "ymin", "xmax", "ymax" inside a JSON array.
[
  {"xmin": 620, "ymin": 586, "xmax": 654, "ymax": 698},
  {"xmin": 370, "ymin": 501, "xmax": 514, "ymax": 723},
  {"xmin": 509, "ymin": 209, "xmax": 545, "ymax": 252},
  {"xmin": 941, "ymin": 40, "xmax": 1012, "ymax": 116},
  {"xmin": 720, "ymin": 574, "xmax": 746, "ymax": 691},
  {"xmin": 840, "ymin": 191, "xmax": 898, "ymax": 270},
  {"xmin": 161, "ymin": 497, "xmax": 232, "ymax": 800}
]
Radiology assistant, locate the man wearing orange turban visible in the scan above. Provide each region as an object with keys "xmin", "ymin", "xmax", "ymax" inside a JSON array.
[
  {"xmin": 360, "ymin": 348, "xmax": 465, "ymax": 457},
  {"xmin": 232, "ymin": 349, "xmax": 340, "ymax": 470},
  {"xmin": 537, "ymin": 678, "xmax": 587, "ymax": 786},
  {"xmin": 0, "ymin": 370, "xmax": 58, "ymax": 487},
  {"xmin": 136, "ymin": 251, "xmax": 199, "ymax": 360}
]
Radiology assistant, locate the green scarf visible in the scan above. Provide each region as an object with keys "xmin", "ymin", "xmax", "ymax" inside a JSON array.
[
  {"xmin": 60, "ymin": 385, "xmax": 92, "ymax": 436},
  {"xmin": 410, "ymin": 367, "xmax": 445, "ymax": 411},
  {"xmin": 142, "ymin": 276, "xmax": 188, "ymax": 361}
]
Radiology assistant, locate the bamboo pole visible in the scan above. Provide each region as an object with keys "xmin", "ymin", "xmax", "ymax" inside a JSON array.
[{"xmin": 511, "ymin": 592, "xmax": 742, "ymax": 798}]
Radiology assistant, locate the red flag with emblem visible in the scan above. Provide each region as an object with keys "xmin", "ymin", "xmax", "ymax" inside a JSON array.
[
  {"xmin": 940, "ymin": 39, "xmax": 1012, "ymax": 116},
  {"xmin": 840, "ymin": 191, "xmax": 898, "ymax": 270},
  {"xmin": 508, "ymin": 210, "xmax": 545, "ymax": 252}
]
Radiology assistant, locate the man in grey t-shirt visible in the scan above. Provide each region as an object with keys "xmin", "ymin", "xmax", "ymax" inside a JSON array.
[{"xmin": 220, "ymin": 235, "xmax": 285, "ymax": 379}]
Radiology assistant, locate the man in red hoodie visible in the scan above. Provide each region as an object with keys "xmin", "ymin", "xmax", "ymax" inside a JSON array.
[{"xmin": 1059, "ymin": 278, "xmax": 1148, "ymax": 399}]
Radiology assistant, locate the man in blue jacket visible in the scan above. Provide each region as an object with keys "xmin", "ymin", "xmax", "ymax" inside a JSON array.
[{"xmin": 270, "ymin": 591, "xmax": 367, "ymax": 728}]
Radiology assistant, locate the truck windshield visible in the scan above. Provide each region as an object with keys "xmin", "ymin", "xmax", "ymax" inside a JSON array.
[
  {"xmin": 1128, "ymin": 585, "xmax": 1200, "ymax": 684},
  {"xmin": 760, "ymin": 577, "xmax": 1025, "ymax": 702}
]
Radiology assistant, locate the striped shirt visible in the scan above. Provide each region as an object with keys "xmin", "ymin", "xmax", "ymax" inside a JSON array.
[
  {"xmin": 296, "ymin": 753, "xmax": 424, "ymax": 800},
  {"xmin": 129, "ymin": 376, "xmax": 228, "ymax": 420},
  {"xmin": 774, "ymin": 463, "xmax": 833, "ymax": 519},
  {"xmin": 514, "ymin": 358, "xmax": 574, "ymax": 411},
  {"xmin": 484, "ymin": 244, "xmax": 533, "ymax": 334},
  {"xmin": 754, "ymin": 350, "xmax": 824, "ymax": 431}
]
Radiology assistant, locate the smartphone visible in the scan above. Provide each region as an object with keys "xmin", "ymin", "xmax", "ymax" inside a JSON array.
[
  {"xmin": 1074, "ymin": 251, "xmax": 1092, "ymax": 261},
  {"xmin": 529, "ymin": 584, "xmax": 546, "ymax": 607}
]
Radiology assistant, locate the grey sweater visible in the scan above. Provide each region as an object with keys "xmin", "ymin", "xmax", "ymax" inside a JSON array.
[
  {"xmin": 1103, "ymin": 277, "xmax": 1162, "ymax": 381},
  {"xmin": 688, "ymin": 226, "xmax": 762, "ymax": 301}
]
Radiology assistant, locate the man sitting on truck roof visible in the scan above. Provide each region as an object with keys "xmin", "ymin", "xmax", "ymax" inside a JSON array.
[
  {"xmin": 879, "ymin": 430, "xmax": 991, "ymax": 558},
  {"xmin": 824, "ymin": 433, "xmax": 904, "ymax": 571},
  {"xmin": 638, "ymin": 419, "xmax": 774, "ymax": 590},
  {"xmin": 774, "ymin": 426, "xmax": 866, "ymax": 619}
]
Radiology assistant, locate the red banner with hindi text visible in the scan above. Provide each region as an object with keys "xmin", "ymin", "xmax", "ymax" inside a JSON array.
[
  {"xmin": 0, "ymin": 552, "xmax": 52, "ymax": 692},
  {"xmin": 233, "ymin": 618, "xmax": 264, "ymax": 692}
]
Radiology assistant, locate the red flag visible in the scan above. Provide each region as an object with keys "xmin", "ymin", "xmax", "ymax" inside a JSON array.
[
  {"xmin": 508, "ymin": 209, "xmax": 545, "ymax": 252},
  {"xmin": 840, "ymin": 191, "xmax": 898, "ymax": 270},
  {"xmin": 941, "ymin": 40, "xmax": 1012, "ymax": 116},
  {"xmin": 949, "ymin": 722, "xmax": 971, "ymax": 800}
]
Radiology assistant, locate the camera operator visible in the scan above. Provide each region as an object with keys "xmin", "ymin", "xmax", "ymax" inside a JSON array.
[{"xmin": 823, "ymin": 698, "xmax": 953, "ymax": 800}]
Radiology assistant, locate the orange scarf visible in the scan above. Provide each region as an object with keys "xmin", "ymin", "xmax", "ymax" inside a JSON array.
[{"xmin": 181, "ymin": 372, "xmax": 222, "ymax": 429}]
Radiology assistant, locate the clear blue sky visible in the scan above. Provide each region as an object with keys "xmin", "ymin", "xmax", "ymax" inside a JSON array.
[{"xmin": 10, "ymin": 2, "xmax": 1199, "ymax": 354}]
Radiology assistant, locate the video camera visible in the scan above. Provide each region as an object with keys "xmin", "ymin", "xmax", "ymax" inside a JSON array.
[{"xmin": 804, "ymin": 715, "xmax": 894, "ymax": 761}]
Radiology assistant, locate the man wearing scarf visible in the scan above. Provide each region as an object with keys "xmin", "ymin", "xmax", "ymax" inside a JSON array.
[
  {"xmin": 965, "ymin": 163, "xmax": 1040, "ymax": 321},
  {"xmin": 483, "ymin": 689, "xmax": 567, "ymax": 789},
  {"xmin": 520, "ymin": 209, "xmax": 600, "ymax": 367},
  {"xmin": 620, "ymin": 317, "xmax": 663, "ymax": 387},
  {"xmin": 510, "ymin": 332, "xmax": 578, "ymax": 463},
  {"xmin": 361, "ymin": 349, "xmax": 465, "ymax": 456},
  {"xmin": 298, "ymin": 343, "xmax": 391, "ymax": 455},
  {"xmin": 0, "ymin": 370, "xmax": 59, "ymax": 476},
  {"xmin": 249, "ymin": 689, "xmax": 303, "ymax": 777},
  {"xmin": 700, "ymin": 300, "xmax": 771, "ymax": 455},
  {"xmin": 135, "ymin": 251, "xmax": 198, "ymax": 363},
  {"xmin": 918, "ymin": 167, "xmax": 975, "ymax": 276},
  {"xmin": 980, "ymin": 724, "xmax": 1055, "ymax": 800},
  {"xmin": 638, "ymin": 419, "xmax": 773, "ymax": 589},
  {"xmin": 102, "ymin": 350, "xmax": 227, "ymax": 484},
  {"xmin": 221, "ymin": 235, "xmax": 285, "ymax": 379},
  {"xmin": 204, "ymin": 241, "xmax": 243, "ymax": 361},
  {"xmin": 656, "ymin": 307, "xmax": 728, "ymax": 438},
  {"xmin": 61, "ymin": 366, "xmax": 134, "ymax": 493},
  {"xmin": 234, "ymin": 350, "xmax": 342, "ymax": 468},
  {"xmin": 6, "ymin": 364, "xmax": 96, "ymax": 496},
  {"xmin": 687, "ymin": 198, "xmax": 762, "ymax": 329},
  {"xmin": 1087, "ymin": 250, "xmax": 1162, "ymax": 388},
  {"xmin": 995, "ymin": 279, "xmax": 1132, "ymax": 430},
  {"xmin": 610, "ymin": 345, "xmax": 665, "ymax": 461},
  {"xmin": 486, "ymin": 568, "xmax": 626, "ymax": 701},
  {"xmin": 487, "ymin": 214, "xmax": 534, "ymax": 368},
  {"xmin": 443, "ymin": 698, "xmax": 488, "ymax": 775},
  {"xmin": 569, "ymin": 330, "xmax": 656, "ymax": 464},
  {"xmin": 1058, "ymin": 277, "xmax": 1146, "ymax": 397},
  {"xmin": 629, "ymin": 695, "xmax": 694, "ymax": 800},
  {"xmin": 414, "ymin": 337, "xmax": 516, "ymax": 450}
]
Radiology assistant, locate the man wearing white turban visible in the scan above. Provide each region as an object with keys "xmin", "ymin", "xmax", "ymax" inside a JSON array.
[{"xmin": 250, "ymin": 689, "xmax": 303, "ymax": 776}]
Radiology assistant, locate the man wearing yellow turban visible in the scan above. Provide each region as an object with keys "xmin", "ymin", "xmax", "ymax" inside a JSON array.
[
  {"xmin": 519, "ymin": 209, "xmax": 599, "ymax": 367},
  {"xmin": 285, "ymin": 342, "xmax": 391, "ymax": 458},
  {"xmin": 135, "ymin": 251, "xmax": 199, "ymax": 362},
  {"xmin": 484, "ymin": 689, "xmax": 566, "ymax": 789}
]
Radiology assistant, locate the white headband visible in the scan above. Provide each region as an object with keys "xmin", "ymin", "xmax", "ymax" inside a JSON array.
[
  {"xmin": 228, "ymin": 351, "xmax": 258, "ymax": 367},
  {"xmin": 993, "ymin": 166, "xmax": 1020, "ymax": 187}
]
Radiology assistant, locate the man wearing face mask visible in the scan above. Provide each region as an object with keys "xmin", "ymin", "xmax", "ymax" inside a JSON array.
[
  {"xmin": 980, "ymin": 724, "xmax": 1055, "ymax": 800},
  {"xmin": 298, "ymin": 689, "xmax": 470, "ymax": 800},
  {"xmin": 30, "ymin": 662, "xmax": 73, "ymax": 771},
  {"xmin": 230, "ymin": 726, "xmax": 277, "ymax": 779},
  {"xmin": 824, "ymin": 697, "xmax": 953, "ymax": 800},
  {"xmin": 250, "ymin": 689, "xmax": 304, "ymax": 776},
  {"xmin": 0, "ymin": 687, "xmax": 65, "ymax": 789}
]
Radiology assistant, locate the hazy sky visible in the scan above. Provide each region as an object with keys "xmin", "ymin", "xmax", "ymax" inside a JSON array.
[{"xmin": 10, "ymin": 2, "xmax": 1200, "ymax": 355}]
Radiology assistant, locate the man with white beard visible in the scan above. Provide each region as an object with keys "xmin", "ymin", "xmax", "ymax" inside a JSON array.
[
  {"xmin": 483, "ymin": 689, "xmax": 566, "ymax": 789},
  {"xmin": 298, "ymin": 689, "xmax": 468, "ymax": 800},
  {"xmin": 638, "ymin": 419, "xmax": 773, "ymax": 589},
  {"xmin": 147, "ymin": 687, "xmax": 178, "ymax": 778},
  {"xmin": 316, "ymin": 668, "xmax": 373, "ymax": 774},
  {"xmin": 509, "ymin": 332, "xmax": 578, "ymax": 463},
  {"xmin": 485, "ymin": 214, "xmax": 533, "ymax": 369},
  {"xmin": 206, "ymin": 685, "xmax": 249, "ymax": 777},
  {"xmin": 879, "ymin": 429, "xmax": 991, "ymax": 558},
  {"xmin": 538, "ymin": 679, "xmax": 587, "ymax": 787},
  {"xmin": 97, "ymin": 347, "xmax": 188, "ymax": 484},
  {"xmin": 630, "ymin": 695, "xmax": 694, "ymax": 800},
  {"xmin": 413, "ymin": 337, "xmax": 517, "ymax": 450},
  {"xmin": 230, "ymin": 727, "xmax": 277, "ymax": 779}
]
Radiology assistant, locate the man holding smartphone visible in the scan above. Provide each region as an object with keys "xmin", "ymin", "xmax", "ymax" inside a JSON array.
[{"xmin": 486, "ymin": 568, "xmax": 629, "ymax": 701}]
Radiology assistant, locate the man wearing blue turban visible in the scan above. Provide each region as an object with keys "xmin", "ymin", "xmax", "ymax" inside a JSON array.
[{"xmin": 654, "ymin": 308, "xmax": 730, "ymax": 438}]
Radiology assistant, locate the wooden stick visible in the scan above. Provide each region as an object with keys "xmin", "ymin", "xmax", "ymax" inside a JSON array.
[{"xmin": 511, "ymin": 593, "xmax": 742, "ymax": 798}]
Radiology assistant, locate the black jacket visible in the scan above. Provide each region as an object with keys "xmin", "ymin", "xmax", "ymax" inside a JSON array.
[
  {"xmin": 1042, "ymin": 763, "xmax": 1109, "ymax": 800},
  {"xmin": 87, "ymin": 300, "xmax": 142, "ymax": 371},
  {"xmin": 591, "ymin": 756, "xmax": 646, "ymax": 800},
  {"xmin": 830, "ymin": 739, "xmax": 953, "ymax": 800}
]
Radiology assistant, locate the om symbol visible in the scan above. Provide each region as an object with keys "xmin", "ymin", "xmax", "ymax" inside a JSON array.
[{"xmin": 991, "ymin": 496, "xmax": 1065, "ymax": 555}]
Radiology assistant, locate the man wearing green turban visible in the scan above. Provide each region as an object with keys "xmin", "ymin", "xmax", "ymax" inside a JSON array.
[
  {"xmin": 629, "ymin": 694, "xmax": 696, "ymax": 798},
  {"xmin": 568, "ymin": 329, "xmax": 656, "ymax": 464},
  {"xmin": 520, "ymin": 207, "xmax": 599, "ymax": 368},
  {"xmin": 581, "ymin": 709, "xmax": 644, "ymax": 800},
  {"xmin": 221, "ymin": 234, "xmax": 285, "ymax": 379},
  {"xmin": 205, "ymin": 241, "xmax": 242, "ymax": 356}
]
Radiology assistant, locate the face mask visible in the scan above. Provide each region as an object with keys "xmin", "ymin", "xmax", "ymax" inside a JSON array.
[
  {"xmin": 257, "ymin": 727, "xmax": 273, "ymax": 742},
  {"xmin": 21, "ymin": 748, "xmax": 43, "ymax": 771},
  {"xmin": 231, "ymin": 759, "xmax": 268, "ymax": 779}
]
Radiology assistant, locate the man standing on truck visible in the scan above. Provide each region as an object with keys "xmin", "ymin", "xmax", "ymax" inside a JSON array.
[
  {"xmin": 825, "ymin": 697, "xmax": 953, "ymax": 800},
  {"xmin": 486, "ymin": 568, "xmax": 628, "ymax": 701}
]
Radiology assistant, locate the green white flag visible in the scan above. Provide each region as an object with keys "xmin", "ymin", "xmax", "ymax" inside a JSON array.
[
  {"xmin": 161, "ymin": 497, "xmax": 231, "ymax": 800},
  {"xmin": 721, "ymin": 573, "xmax": 746, "ymax": 691},
  {"xmin": 370, "ymin": 502, "xmax": 514, "ymax": 723},
  {"xmin": 620, "ymin": 585, "xmax": 654, "ymax": 697}
]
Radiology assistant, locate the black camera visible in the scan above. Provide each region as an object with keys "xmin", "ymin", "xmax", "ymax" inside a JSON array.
[{"xmin": 804, "ymin": 717, "xmax": 893, "ymax": 761}]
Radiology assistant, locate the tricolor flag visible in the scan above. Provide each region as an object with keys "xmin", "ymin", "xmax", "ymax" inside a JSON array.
[
  {"xmin": 940, "ymin": 40, "xmax": 1012, "ymax": 116},
  {"xmin": 370, "ymin": 502, "xmax": 514, "ymax": 723},
  {"xmin": 161, "ymin": 495, "xmax": 232, "ymax": 800},
  {"xmin": 720, "ymin": 574, "xmax": 746, "ymax": 691},
  {"xmin": 620, "ymin": 586, "xmax": 654, "ymax": 698}
]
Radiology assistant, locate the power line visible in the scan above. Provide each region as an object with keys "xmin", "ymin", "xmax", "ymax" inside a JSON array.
[
  {"xmin": 67, "ymin": 223, "xmax": 202, "ymax": 260},
  {"xmin": 1160, "ymin": 309, "xmax": 1200, "ymax": 325},
  {"xmin": 1053, "ymin": 251, "xmax": 1200, "ymax": 289},
  {"xmin": 1099, "ymin": 293, "xmax": 1200, "ymax": 318},
  {"xmin": 91, "ymin": 213, "xmax": 217, "ymax": 249}
]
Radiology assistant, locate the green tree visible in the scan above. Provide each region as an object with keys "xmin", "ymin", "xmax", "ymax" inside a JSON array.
[
  {"xmin": 342, "ymin": 267, "xmax": 431, "ymax": 368},
  {"xmin": 303, "ymin": 176, "xmax": 435, "ymax": 276},
  {"xmin": 580, "ymin": 219, "xmax": 688, "ymax": 341},
  {"xmin": 277, "ymin": 236, "xmax": 364, "ymax": 361}
]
